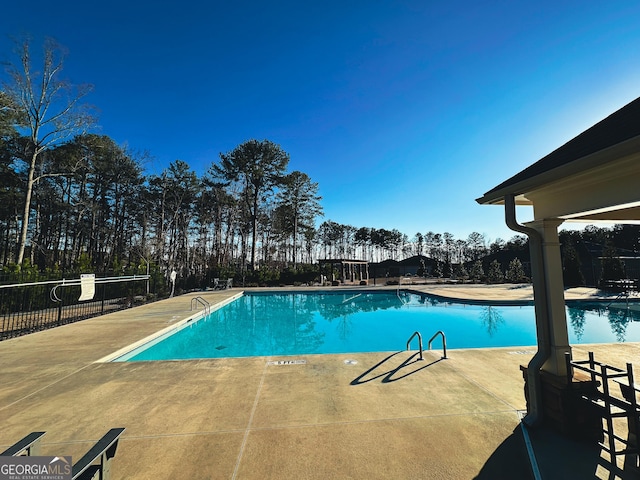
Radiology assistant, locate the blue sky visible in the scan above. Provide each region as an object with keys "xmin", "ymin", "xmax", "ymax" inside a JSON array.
[{"xmin": 2, "ymin": 1, "xmax": 640, "ymax": 243}]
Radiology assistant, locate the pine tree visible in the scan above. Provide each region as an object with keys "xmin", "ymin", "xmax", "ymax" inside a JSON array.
[
  {"xmin": 562, "ymin": 241, "xmax": 585, "ymax": 287},
  {"xmin": 505, "ymin": 258, "xmax": 526, "ymax": 283},
  {"xmin": 443, "ymin": 261, "xmax": 452, "ymax": 278},
  {"xmin": 454, "ymin": 263, "xmax": 469, "ymax": 282},
  {"xmin": 600, "ymin": 241, "xmax": 625, "ymax": 283},
  {"xmin": 487, "ymin": 260, "xmax": 504, "ymax": 284},
  {"xmin": 432, "ymin": 262, "xmax": 442, "ymax": 278},
  {"xmin": 469, "ymin": 260, "xmax": 484, "ymax": 282}
]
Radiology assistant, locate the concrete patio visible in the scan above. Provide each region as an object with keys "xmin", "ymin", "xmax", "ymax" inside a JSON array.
[{"xmin": 1, "ymin": 285, "xmax": 639, "ymax": 479}]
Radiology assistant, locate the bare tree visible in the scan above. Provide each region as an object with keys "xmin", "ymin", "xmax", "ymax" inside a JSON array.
[{"xmin": 3, "ymin": 37, "xmax": 94, "ymax": 265}]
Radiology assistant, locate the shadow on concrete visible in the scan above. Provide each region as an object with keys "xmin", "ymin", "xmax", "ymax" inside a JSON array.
[
  {"xmin": 473, "ymin": 425, "xmax": 532, "ymax": 479},
  {"xmin": 527, "ymin": 424, "xmax": 640, "ymax": 480},
  {"xmin": 350, "ymin": 351, "xmax": 443, "ymax": 385},
  {"xmin": 382, "ymin": 354, "xmax": 444, "ymax": 383},
  {"xmin": 473, "ymin": 422, "xmax": 640, "ymax": 479}
]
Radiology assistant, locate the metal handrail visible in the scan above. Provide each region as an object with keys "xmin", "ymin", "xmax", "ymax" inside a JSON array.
[
  {"xmin": 191, "ymin": 296, "xmax": 210, "ymax": 315},
  {"xmin": 406, "ymin": 331, "xmax": 424, "ymax": 361},
  {"xmin": 48, "ymin": 275, "xmax": 151, "ymax": 303},
  {"xmin": 1, "ymin": 431, "xmax": 46, "ymax": 456},
  {"xmin": 428, "ymin": 330, "xmax": 447, "ymax": 359},
  {"xmin": 1, "ymin": 274, "xmax": 151, "ymax": 290}
]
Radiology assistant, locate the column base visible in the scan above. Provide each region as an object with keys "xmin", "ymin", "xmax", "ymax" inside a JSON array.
[{"xmin": 521, "ymin": 365, "xmax": 602, "ymax": 440}]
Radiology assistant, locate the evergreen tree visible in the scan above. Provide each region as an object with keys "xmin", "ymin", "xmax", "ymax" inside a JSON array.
[
  {"xmin": 274, "ymin": 171, "xmax": 323, "ymax": 266},
  {"xmin": 562, "ymin": 240, "xmax": 585, "ymax": 287},
  {"xmin": 442, "ymin": 261, "xmax": 452, "ymax": 278},
  {"xmin": 454, "ymin": 263, "xmax": 468, "ymax": 282},
  {"xmin": 212, "ymin": 139, "xmax": 289, "ymax": 270},
  {"xmin": 600, "ymin": 240, "xmax": 625, "ymax": 283},
  {"xmin": 432, "ymin": 261, "xmax": 442, "ymax": 278},
  {"xmin": 487, "ymin": 260, "xmax": 504, "ymax": 284},
  {"xmin": 505, "ymin": 258, "xmax": 526, "ymax": 283},
  {"xmin": 469, "ymin": 260, "xmax": 484, "ymax": 282}
]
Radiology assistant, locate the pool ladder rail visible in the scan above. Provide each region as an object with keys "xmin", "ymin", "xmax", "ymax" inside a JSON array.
[
  {"xmin": 406, "ymin": 330, "xmax": 447, "ymax": 361},
  {"xmin": 190, "ymin": 296, "xmax": 210, "ymax": 316}
]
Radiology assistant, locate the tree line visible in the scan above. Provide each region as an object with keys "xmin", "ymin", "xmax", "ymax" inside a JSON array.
[
  {"xmin": 0, "ymin": 38, "xmax": 326, "ymax": 284},
  {"xmin": 1, "ymin": 38, "xmax": 638, "ymax": 290},
  {"xmin": 0, "ymin": 38, "xmax": 505, "ymax": 284}
]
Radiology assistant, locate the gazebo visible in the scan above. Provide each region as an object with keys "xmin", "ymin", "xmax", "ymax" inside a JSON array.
[
  {"xmin": 318, "ymin": 259, "xmax": 369, "ymax": 285},
  {"xmin": 477, "ymin": 97, "xmax": 640, "ymax": 429}
]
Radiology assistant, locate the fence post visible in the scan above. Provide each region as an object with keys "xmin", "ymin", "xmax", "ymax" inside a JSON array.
[
  {"xmin": 1, "ymin": 274, "xmax": 153, "ymax": 340},
  {"xmin": 57, "ymin": 297, "xmax": 63, "ymax": 325},
  {"xmin": 101, "ymin": 282, "xmax": 106, "ymax": 314}
]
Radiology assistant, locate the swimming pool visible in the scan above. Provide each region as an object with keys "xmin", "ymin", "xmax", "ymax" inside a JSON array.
[{"xmin": 113, "ymin": 291, "xmax": 640, "ymax": 361}]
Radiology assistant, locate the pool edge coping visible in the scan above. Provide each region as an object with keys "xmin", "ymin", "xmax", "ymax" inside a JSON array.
[
  {"xmin": 93, "ymin": 289, "xmax": 640, "ymax": 363},
  {"xmin": 94, "ymin": 291, "xmax": 244, "ymax": 363}
]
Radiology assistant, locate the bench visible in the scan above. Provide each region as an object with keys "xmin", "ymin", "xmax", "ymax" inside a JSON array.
[
  {"xmin": 72, "ymin": 428, "xmax": 125, "ymax": 480},
  {"xmin": 1, "ymin": 431, "xmax": 46, "ymax": 456}
]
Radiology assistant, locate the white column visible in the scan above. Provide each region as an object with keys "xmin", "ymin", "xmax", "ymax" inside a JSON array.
[{"xmin": 528, "ymin": 218, "xmax": 571, "ymax": 376}]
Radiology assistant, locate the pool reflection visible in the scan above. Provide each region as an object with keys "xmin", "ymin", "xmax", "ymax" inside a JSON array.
[
  {"xmin": 479, "ymin": 307, "xmax": 505, "ymax": 337},
  {"xmin": 126, "ymin": 292, "xmax": 640, "ymax": 361},
  {"xmin": 566, "ymin": 302, "xmax": 640, "ymax": 343}
]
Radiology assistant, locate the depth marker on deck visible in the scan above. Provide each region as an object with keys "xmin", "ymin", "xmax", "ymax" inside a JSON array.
[{"xmin": 266, "ymin": 359, "xmax": 307, "ymax": 366}]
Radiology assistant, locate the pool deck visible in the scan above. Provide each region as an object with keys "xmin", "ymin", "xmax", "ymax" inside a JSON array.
[{"xmin": 1, "ymin": 284, "xmax": 640, "ymax": 479}]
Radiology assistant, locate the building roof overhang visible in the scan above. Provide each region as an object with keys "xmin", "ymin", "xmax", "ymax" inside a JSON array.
[{"xmin": 476, "ymin": 97, "xmax": 640, "ymax": 223}]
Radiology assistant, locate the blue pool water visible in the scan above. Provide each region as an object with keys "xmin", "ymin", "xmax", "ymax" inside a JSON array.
[{"xmin": 118, "ymin": 291, "xmax": 640, "ymax": 361}]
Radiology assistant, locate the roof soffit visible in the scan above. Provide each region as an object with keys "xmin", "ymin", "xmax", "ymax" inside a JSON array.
[
  {"xmin": 477, "ymin": 136, "xmax": 640, "ymax": 206},
  {"xmin": 527, "ymin": 155, "xmax": 640, "ymax": 220}
]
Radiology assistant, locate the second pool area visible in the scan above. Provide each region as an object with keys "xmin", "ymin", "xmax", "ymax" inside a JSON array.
[{"xmin": 116, "ymin": 290, "xmax": 640, "ymax": 361}]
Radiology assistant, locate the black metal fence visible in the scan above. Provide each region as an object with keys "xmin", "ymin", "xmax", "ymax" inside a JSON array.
[{"xmin": 0, "ymin": 274, "xmax": 156, "ymax": 341}]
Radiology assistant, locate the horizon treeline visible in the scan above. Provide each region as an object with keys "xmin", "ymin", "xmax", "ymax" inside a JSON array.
[
  {"xmin": 0, "ymin": 125, "xmax": 529, "ymax": 275},
  {"xmin": 2, "ymin": 37, "xmax": 639, "ymax": 289},
  {"xmin": 1, "ymin": 125, "xmax": 638, "ymax": 281}
]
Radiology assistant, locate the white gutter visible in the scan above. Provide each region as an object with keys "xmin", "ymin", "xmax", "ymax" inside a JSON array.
[{"xmin": 504, "ymin": 194, "xmax": 551, "ymax": 427}]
